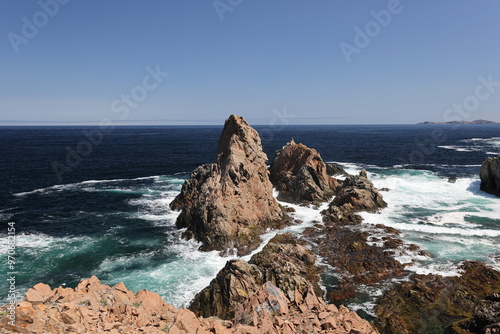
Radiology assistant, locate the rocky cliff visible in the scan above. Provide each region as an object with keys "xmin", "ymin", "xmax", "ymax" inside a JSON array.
[
  {"xmin": 269, "ymin": 139, "xmax": 340, "ymax": 204},
  {"xmin": 480, "ymin": 156, "xmax": 500, "ymax": 197},
  {"xmin": 170, "ymin": 115, "xmax": 288, "ymax": 256},
  {"xmin": 0, "ymin": 276, "xmax": 379, "ymax": 334}
]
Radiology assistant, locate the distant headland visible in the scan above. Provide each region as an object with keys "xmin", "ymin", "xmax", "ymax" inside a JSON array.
[{"xmin": 418, "ymin": 119, "xmax": 498, "ymax": 124}]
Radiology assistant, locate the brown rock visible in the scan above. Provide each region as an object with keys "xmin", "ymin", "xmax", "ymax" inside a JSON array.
[
  {"xmin": 331, "ymin": 170, "xmax": 387, "ymax": 212},
  {"xmin": 480, "ymin": 156, "xmax": 500, "ymax": 197},
  {"xmin": 189, "ymin": 233, "xmax": 322, "ymax": 319},
  {"xmin": 269, "ymin": 139, "xmax": 340, "ymax": 203},
  {"xmin": 170, "ymin": 114, "xmax": 288, "ymax": 256},
  {"xmin": 375, "ymin": 261, "xmax": 500, "ymax": 334},
  {"xmin": 172, "ymin": 308, "xmax": 201, "ymax": 334},
  {"xmin": 24, "ymin": 282, "xmax": 53, "ymax": 304}
]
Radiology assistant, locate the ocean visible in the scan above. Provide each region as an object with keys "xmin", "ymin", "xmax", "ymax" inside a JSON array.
[{"xmin": 1, "ymin": 124, "xmax": 499, "ymax": 315}]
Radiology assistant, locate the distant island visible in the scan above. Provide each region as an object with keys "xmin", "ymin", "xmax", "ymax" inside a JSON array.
[{"xmin": 418, "ymin": 119, "xmax": 498, "ymax": 124}]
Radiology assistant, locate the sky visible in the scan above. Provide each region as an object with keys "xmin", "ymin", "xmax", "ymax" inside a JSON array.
[{"xmin": 1, "ymin": 0, "xmax": 500, "ymax": 125}]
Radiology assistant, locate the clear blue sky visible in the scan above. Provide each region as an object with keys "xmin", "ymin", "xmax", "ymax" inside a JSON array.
[{"xmin": 1, "ymin": 0, "xmax": 500, "ymax": 125}]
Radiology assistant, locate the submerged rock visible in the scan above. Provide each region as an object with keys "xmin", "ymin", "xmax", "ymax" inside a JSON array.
[
  {"xmin": 269, "ymin": 139, "xmax": 340, "ymax": 204},
  {"xmin": 170, "ymin": 115, "xmax": 288, "ymax": 256},
  {"xmin": 374, "ymin": 261, "xmax": 500, "ymax": 334},
  {"xmin": 189, "ymin": 233, "xmax": 322, "ymax": 320},
  {"xmin": 480, "ymin": 156, "xmax": 500, "ymax": 197}
]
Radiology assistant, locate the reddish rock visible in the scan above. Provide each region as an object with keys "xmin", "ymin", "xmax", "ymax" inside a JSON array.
[
  {"xmin": 170, "ymin": 115, "xmax": 288, "ymax": 256},
  {"xmin": 269, "ymin": 139, "xmax": 340, "ymax": 203},
  {"xmin": 0, "ymin": 277, "xmax": 379, "ymax": 334},
  {"xmin": 189, "ymin": 233, "xmax": 322, "ymax": 320}
]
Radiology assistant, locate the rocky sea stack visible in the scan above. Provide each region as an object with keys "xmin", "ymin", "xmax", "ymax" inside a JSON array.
[
  {"xmin": 269, "ymin": 139, "xmax": 340, "ymax": 204},
  {"xmin": 170, "ymin": 115, "xmax": 288, "ymax": 256},
  {"xmin": 480, "ymin": 156, "xmax": 500, "ymax": 197}
]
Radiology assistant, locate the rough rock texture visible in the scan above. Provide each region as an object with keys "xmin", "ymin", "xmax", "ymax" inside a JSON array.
[
  {"xmin": 0, "ymin": 277, "xmax": 379, "ymax": 334},
  {"xmin": 460, "ymin": 293, "xmax": 500, "ymax": 334},
  {"xmin": 303, "ymin": 171, "xmax": 426, "ymax": 303},
  {"xmin": 0, "ymin": 276, "xmax": 178, "ymax": 334},
  {"xmin": 480, "ymin": 156, "xmax": 500, "ymax": 197},
  {"xmin": 232, "ymin": 282, "xmax": 379, "ymax": 334},
  {"xmin": 326, "ymin": 163, "xmax": 350, "ymax": 178},
  {"xmin": 331, "ymin": 170, "xmax": 387, "ymax": 212},
  {"xmin": 269, "ymin": 139, "xmax": 340, "ymax": 204},
  {"xmin": 374, "ymin": 261, "xmax": 500, "ymax": 334},
  {"xmin": 170, "ymin": 114, "xmax": 288, "ymax": 256},
  {"xmin": 189, "ymin": 233, "xmax": 322, "ymax": 320}
]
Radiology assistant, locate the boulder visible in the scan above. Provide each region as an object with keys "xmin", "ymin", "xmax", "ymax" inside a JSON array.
[
  {"xmin": 480, "ymin": 156, "xmax": 500, "ymax": 197},
  {"xmin": 269, "ymin": 139, "xmax": 340, "ymax": 203},
  {"xmin": 170, "ymin": 115, "xmax": 288, "ymax": 256},
  {"xmin": 189, "ymin": 233, "xmax": 322, "ymax": 319},
  {"xmin": 331, "ymin": 169, "xmax": 387, "ymax": 212}
]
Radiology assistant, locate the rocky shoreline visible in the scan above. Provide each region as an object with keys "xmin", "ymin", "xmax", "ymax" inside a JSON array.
[{"xmin": 2, "ymin": 115, "xmax": 500, "ymax": 334}]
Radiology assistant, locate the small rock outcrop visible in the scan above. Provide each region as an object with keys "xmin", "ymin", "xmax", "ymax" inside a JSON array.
[
  {"xmin": 480, "ymin": 156, "xmax": 500, "ymax": 197},
  {"xmin": 331, "ymin": 169, "xmax": 387, "ymax": 212},
  {"xmin": 189, "ymin": 233, "xmax": 322, "ymax": 320},
  {"xmin": 374, "ymin": 261, "xmax": 500, "ymax": 334},
  {"xmin": 170, "ymin": 115, "xmax": 288, "ymax": 256},
  {"xmin": 0, "ymin": 277, "xmax": 379, "ymax": 334},
  {"xmin": 269, "ymin": 139, "xmax": 340, "ymax": 204},
  {"xmin": 326, "ymin": 163, "xmax": 350, "ymax": 177}
]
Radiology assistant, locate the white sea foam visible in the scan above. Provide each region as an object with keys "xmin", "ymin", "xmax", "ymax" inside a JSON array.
[
  {"xmin": 14, "ymin": 175, "xmax": 165, "ymax": 197},
  {"xmin": 0, "ymin": 232, "xmax": 93, "ymax": 256}
]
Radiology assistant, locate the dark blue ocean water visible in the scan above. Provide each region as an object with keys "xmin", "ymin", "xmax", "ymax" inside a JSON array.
[{"xmin": 0, "ymin": 124, "xmax": 499, "ymax": 309}]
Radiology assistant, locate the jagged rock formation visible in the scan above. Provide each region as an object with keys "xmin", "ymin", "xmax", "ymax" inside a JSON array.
[
  {"xmin": 326, "ymin": 163, "xmax": 350, "ymax": 177},
  {"xmin": 232, "ymin": 282, "xmax": 380, "ymax": 334},
  {"xmin": 189, "ymin": 233, "xmax": 322, "ymax": 319},
  {"xmin": 269, "ymin": 139, "xmax": 340, "ymax": 203},
  {"xmin": 0, "ymin": 276, "xmax": 379, "ymax": 334},
  {"xmin": 480, "ymin": 156, "xmax": 500, "ymax": 197},
  {"xmin": 332, "ymin": 169, "xmax": 387, "ymax": 212},
  {"xmin": 374, "ymin": 261, "xmax": 500, "ymax": 334},
  {"xmin": 170, "ymin": 115, "xmax": 288, "ymax": 256}
]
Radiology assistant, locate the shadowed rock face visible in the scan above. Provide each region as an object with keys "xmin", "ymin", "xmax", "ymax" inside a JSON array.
[
  {"xmin": 374, "ymin": 261, "xmax": 500, "ymax": 334},
  {"xmin": 269, "ymin": 139, "xmax": 340, "ymax": 204},
  {"xmin": 170, "ymin": 115, "xmax": 287, "ymax": 256},
  {"xmin": 480, "ymin": 156, "xmax": 500, "ymax": 197},
  {"xmin": 189, "ymin": 233, "xmax": 322, "ymax": 320}
]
